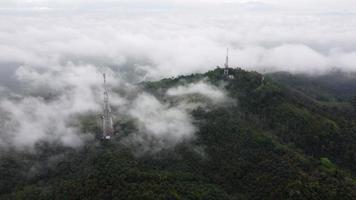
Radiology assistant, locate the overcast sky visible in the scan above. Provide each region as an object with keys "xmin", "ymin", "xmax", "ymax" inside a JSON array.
[
  {"xmin": 0, "ymin": 0, "xmax": 355, "ymax": 82},
  {"xmin": 0, "ymin": 0, "xmax": 355, "ymax": 11}
]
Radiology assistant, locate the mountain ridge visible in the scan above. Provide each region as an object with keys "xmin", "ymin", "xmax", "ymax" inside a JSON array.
[{"xmin": 1, "ymin": 68, "xmax": 356, "ymax": 200}]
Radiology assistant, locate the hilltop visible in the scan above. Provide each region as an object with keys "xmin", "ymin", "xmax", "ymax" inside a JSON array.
[{"xmin": 0, "ymin": 68, "xmax": 356, "ymax": 200}]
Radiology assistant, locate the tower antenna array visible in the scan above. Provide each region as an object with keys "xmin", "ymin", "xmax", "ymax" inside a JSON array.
[{"xmin": 102, "ymin": 73, "xmax": 114, "ymax": 140}]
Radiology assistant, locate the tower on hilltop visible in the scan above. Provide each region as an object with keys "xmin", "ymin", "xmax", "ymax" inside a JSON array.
[
  {"xmin": 224, "ymin": 48, "xmax": 229, "ymax": 76},
  {"xmin": 102, "ymin": 73, "xmax": 114, "ymax": 140}
]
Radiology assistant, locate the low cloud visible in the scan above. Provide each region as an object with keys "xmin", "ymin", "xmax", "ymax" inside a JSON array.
[
  {"xmin": 0, "ymin": 97, "xmax": 91, "ymax": 150},
  {"xmin": 0, "ymin": 64, "xmax": 108, "ymax": 151},
  {"xmin": 0, "ymin": 62, "xmax": 230, "ymax": 153},
  {"xmin": 122, "ymin": 81, "xmax": 229, "ymax": 154},
  {"xmin": 123, "ymin": 93, "xmax": 196, "ymax": 154},
  {"xmin": 167, "ymin": 81, "xmax": 228, "ymax": 104}
]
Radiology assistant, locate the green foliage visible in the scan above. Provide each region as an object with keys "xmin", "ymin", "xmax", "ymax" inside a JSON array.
[
  {"xmin": 1, "ymin": 68, "xmax": 356, "ymax": 200},
  {"xmin": 320, "ymin": 157, "xmax": 337, "ymax": 173}
]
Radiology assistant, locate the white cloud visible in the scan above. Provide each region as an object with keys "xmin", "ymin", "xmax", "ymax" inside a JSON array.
[
  {"xmin": 260, "ymin": 44, "xmax": 329, "ymax": 74},
  {"xmin": 124, "ymin": 93, "xmax": 196, "ymax": 154},
  {"xmin": 0, "ymin": 64, "xmax": 109, "ymax": 151},
  {"xmin": 120, "ymin": 81, "xmax": 230, "ymax": 154},
  {"xmin": 0, "ymin": 12, "xmax": 355, "ymax": 83},
  {"xmin": 0, "ymin": 97, "xmax": 86, "ymax": 150},
  {"xmin": 167, "ymin": 81, "xmax": 228, "ymax": 104}
]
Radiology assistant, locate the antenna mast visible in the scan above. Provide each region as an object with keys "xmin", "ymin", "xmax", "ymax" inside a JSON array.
[
  {"xmin": 224, "ymin": 48, "xmax": 229, "ymax": 76},
  {"xmin": 102, "ymin": 73, "xmax": 114, "ymax": 140}
]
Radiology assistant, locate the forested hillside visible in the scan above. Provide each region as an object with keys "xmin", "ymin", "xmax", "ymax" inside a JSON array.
[
  {"xmin": 268, "ymin": 71, "xmax": 356, "ymax": 102},
  {"xmin": 1, "ymin": 68, "xmax": 356, "ymax": 200}
]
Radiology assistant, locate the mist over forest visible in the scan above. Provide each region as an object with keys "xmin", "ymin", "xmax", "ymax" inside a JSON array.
[{"xmin": 0, "ymin": 1, "xmax": 356, "ymax": 199}]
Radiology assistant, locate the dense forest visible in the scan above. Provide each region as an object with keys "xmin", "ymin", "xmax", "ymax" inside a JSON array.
[{"xmin": 1, "ymin": 68, "xmax": 356, "ymax": 200}]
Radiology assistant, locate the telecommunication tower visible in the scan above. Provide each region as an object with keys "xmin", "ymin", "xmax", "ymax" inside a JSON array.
[
  {"xmin": 102, "ymin": 73, "xmax": 114, "ymax": 140},
  {"xmin": 224, "ymin": 48, "xmax": 229, "ymax": 76}
]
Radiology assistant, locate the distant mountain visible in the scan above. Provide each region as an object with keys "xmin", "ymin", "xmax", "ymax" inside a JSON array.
[
  {"xmin": 0, "ymin": 68, "xmax": 356, "ymax": 200},
  {"xmin": 267, "ymin": 70, "xmax": 356, "ymax": 102}
]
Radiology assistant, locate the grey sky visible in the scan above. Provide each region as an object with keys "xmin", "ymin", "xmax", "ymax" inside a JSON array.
[
  {"xmin": 0, "ymin": 0, "xmax": 355, "ymax": 13},
  {"xmin": 0, "ymin": 5, "xmax": 355, "ymax": 78}
]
